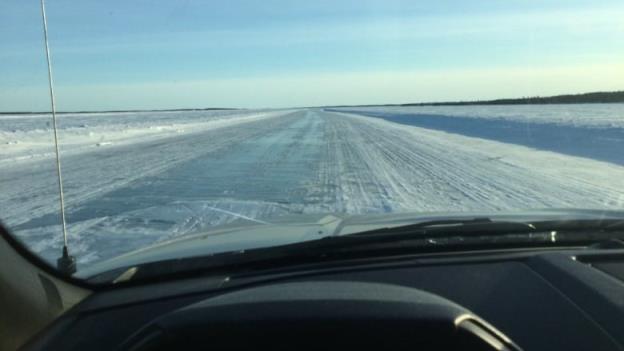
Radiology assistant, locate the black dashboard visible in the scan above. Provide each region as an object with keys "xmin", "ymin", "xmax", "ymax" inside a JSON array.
[{"xmin": 22, "ymin": 246, "xmax": 624, "ymax": 351}]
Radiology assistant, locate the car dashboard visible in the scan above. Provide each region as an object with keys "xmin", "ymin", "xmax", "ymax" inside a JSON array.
[{"xmin": 22, "ymin": 245, "xmax": 624, "ymax": 351}]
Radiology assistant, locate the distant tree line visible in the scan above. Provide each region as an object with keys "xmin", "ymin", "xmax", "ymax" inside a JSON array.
[{"xmin": 402, "ymin": 91, "xmax": 624, "ymax": 106}]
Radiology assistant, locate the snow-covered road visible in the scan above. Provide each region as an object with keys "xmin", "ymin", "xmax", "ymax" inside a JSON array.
[{"xmin": 2, "ymin": 108, "xmax": 624, "ymax": 265}]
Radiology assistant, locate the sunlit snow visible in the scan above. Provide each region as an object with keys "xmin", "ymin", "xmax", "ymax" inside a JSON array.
[{"xmin": 2, "ymin": 105, "xmax": 624, "ymax": 266}]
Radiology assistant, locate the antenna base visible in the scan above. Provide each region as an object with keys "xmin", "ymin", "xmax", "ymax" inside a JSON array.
[{"xmin": 57, "ymin": 247, "xmax": 76, "ymax": 275}]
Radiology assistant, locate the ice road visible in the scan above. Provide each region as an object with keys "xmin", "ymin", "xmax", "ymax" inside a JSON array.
[{"xmin": 2, "ymin": 108, "xmax": 624, "ymax": 265}]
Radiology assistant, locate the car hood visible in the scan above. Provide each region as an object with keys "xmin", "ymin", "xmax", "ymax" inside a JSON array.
[{"xmin": 76, "ymin": 208, "xmax": 624, "ymax": 278}]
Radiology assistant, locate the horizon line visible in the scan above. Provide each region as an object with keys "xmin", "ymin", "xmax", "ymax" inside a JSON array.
[{"xmin": 1, "ymin": 89, "xmax": 623, "ymax": 115}]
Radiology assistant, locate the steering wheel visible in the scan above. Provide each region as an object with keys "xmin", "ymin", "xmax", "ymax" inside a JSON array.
[{"xmin": 120, "ymin": 281, "xmax": 522, "ymax": 351}]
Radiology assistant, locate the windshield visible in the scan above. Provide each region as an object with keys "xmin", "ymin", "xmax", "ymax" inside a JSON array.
[{"xmin": 1, "ymin": 1, "xmax": 624, "ymax": 276}]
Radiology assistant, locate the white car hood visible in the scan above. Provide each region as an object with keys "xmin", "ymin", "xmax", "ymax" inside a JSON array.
[{"xmin": 76, "ymin": 208, "xmax": 624, "ymax": 278}]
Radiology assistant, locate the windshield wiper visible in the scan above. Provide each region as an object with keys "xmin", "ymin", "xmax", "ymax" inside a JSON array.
[
  {"xmin": 350, "ymin": 217, "xmax": 537, "ymax": 237},
  {"xmin": 88, "ymin": 218, "xmax": 624, "ymax": 285}
]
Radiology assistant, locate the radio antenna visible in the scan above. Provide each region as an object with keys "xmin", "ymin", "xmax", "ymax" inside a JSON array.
[{"xmin": 40, "ymin": 0, "xmax": 76, "ymax": 275}]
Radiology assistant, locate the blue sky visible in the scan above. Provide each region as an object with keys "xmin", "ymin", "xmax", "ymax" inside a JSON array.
[{"xmin": 1, "ymin": 0, "xmax": 623, "ymax": 111}]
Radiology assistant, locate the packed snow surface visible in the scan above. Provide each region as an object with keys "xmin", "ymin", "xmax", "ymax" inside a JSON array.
[{"xmin": 2, "ymin": 105, "xmax": 624, "ymax": 266}]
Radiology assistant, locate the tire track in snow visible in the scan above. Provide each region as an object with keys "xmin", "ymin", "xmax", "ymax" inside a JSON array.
[
  {"xmin": 0, "ymin": 111, "xmax": 297, "ymax": 227},
  {"xmin": 323, "ymin": 110, "xmax": 624, "ymax": 212},
  {"xmin": 3, "ymin": 110, "xmax": 323, "ymax": 264},
  {"xmin": 4, "ymin": 108, "xmax": 624, "ymax": 266}
]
